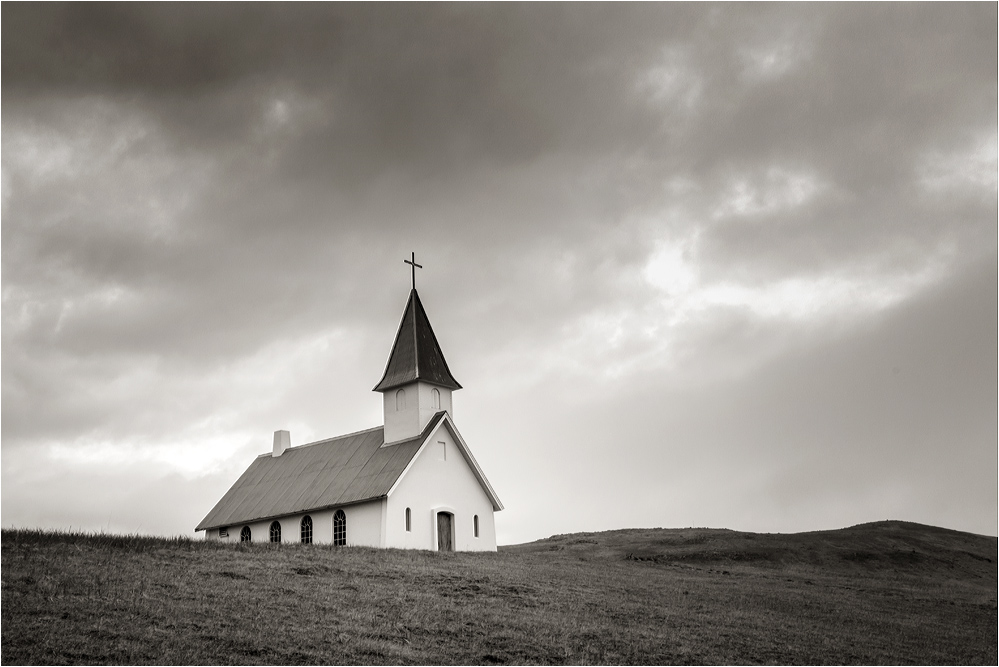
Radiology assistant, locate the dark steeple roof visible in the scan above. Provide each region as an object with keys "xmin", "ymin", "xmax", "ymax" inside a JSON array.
[{"xmin": 373, "ymin": 289, "xmax": 462, "ymax": 392}]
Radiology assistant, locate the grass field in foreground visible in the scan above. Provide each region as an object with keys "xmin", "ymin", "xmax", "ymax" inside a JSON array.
[{"xmin": 2, "ymin": 521, "xmax": 995, "ymax": 665}]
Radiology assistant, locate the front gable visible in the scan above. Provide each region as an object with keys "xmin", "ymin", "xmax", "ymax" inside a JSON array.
[
  {"xmin": 383, "ymin": 413, "xmax": 500, "ymax": 550},
  {"xmin": 386, "ymin": 412, "xmax": 503, "ymax": 511}
]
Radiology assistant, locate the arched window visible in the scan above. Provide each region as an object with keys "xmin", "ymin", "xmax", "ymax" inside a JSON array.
[
  {"xmin": 406, "ymin": 507, "xmax": 412, "ymax": 532},
  {"xmin": 396, "ymin": 389, "xmax": 406, "ymax": 411},
  {"xmin": 301, "ymin": 515, "xmax": 313, "ymax": 544},
  {"xmin": 432, "ymin": 388, "xmax": 441, "ymax": 410},
  {"xmin": 333, "ymin": 509, "xmax": 346, "ymax": 546},
  {"xmin": 269, "ymin": 521, "xmax": 281, "ymax": 543},
  {"xmin": 240, "ymin": 526, "xmax": 251, "ymax": 542},
  {"xmin": 474, "ymin": 515, "xmax": 479, "ymax": 538}
]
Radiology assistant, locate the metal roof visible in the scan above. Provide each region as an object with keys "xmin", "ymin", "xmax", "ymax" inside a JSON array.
[
  {"xmin": 373, "ymin": 289, "xmax": 462, "ymax": 392},
  {"xmin": 195, "ymin": 416, "xmax": 442, "ymax": 532}
]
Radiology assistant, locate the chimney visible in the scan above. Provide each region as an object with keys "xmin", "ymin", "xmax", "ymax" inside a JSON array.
[{"xmin": 273, "ymin": 430, "xmax": 290, "ymax": 457}]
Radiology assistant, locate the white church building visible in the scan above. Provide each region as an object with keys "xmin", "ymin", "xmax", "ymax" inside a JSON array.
[{"xmin": 196, "ymin": 277, "xmax": 503, "ymax": 551}]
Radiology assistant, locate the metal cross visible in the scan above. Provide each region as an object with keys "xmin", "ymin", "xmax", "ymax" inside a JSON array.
[{"xmin": 404, "ymin": 252, "xmax": 423, "ymax": 290}]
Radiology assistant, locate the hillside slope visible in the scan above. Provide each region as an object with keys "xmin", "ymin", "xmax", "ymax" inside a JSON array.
[
  {"xmin": 507, "ymin": 520, "xmax": 996, "ymax": 572},
  {"xmin": 3, "ymin": 521, "xmax": 995, "ymax": 665}
]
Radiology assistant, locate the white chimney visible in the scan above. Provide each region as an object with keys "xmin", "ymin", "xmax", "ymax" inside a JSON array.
[{"xmin": 273, "ymin": 430, "xmax": 290, "ymax": 457}]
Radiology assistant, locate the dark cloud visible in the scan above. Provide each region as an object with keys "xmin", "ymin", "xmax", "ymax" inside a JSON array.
[{"xmin": 2, "ymin": 4, "xmax": 995, "ymax": 539}]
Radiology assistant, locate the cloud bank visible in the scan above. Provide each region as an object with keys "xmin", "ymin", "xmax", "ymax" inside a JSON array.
[{"xmin": 3, "ymin": 4, "xmax": 995, "ymax": 541}]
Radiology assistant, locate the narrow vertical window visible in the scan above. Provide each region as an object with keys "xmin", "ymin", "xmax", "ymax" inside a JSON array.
[
  {"xmin": 406, "ymin": 507, "xmax": 412, "ymax": 532},
  {"xmin": 432, "ymin": 388, "xmax": 441, "ymax": 410},
  {"xmin": 474, "ymin": 515, "xmax": 479, "ymax": 538},
  {"xmin": 301, "ymin": 515, "xmax": 313, "ymax": 544},
  {"xmin": 333, "ymin": 509, "xmax": 346, "ymax": 546},
  {"xmin": 240, "ymin": 526, "xmax": 251, "ymax": 542},
  {"xmin": 396, "ymin": 389, "xmax": 406, "ymax": 411},
  {"xmin": 269, "ymin": 521, "xmax": 282, "ymax": 543}
]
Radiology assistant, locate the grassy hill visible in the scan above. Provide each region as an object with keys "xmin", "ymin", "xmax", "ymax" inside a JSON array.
[{"xmin": 2, "ymin": 521, "xmax": 995, "ymax": 665}]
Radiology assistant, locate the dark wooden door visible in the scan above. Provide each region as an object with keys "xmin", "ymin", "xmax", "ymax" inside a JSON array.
[{"xmin": 437, "ymin": 512, "xmax": 453, "ymax": 552}]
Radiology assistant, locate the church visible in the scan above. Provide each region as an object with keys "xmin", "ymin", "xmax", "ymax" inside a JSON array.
[{"xmin": 196, "ymin": 261, "xmax": 503, "ymax": 551}]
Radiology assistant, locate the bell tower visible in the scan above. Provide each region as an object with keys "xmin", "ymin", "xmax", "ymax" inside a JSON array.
[{"xmin": 374, "ymin": 255, "xmax": 462, "ymax": 444}]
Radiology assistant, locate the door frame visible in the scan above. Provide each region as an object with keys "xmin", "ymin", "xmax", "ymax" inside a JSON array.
[{"xmin": 430, "ymin": 506, "xmax": 456, "ymax": 551}]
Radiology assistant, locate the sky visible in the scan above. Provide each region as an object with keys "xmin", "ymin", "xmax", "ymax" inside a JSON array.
[{"xmin": 2, "ymin": 3, "xmax": 996, "ymax": 544}]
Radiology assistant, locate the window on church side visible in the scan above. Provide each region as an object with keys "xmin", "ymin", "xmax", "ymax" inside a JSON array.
[
  {"xmin": 219, "ymin": 526, "xmax": 228, "ymax": 538},
  {"xmin": 474, "ymin": 515, "xmax": 479, "ymax": 538},
  {"xmin": 240, "ymin": 526, "xmax": 251, "ymax": 542},
  {"xmin": 301, "ymin": 515, "xmax": 313, "ymax": 544},
  {"xmin": 432, "ymin": 388, "xmax": 440, "ymax": 410},
  {"xmin": 396, "ymin": 389, "xmax": 406, "ymax": 411},
  {"xmin": 270, "ymin": 521, "xmax": 281, "ymax": 543},
  {"xmin": 333, "ymin": 509, "xmax": 346, "ymax": 546},
  {"xmin": 406, "ymin": 507, "xmax": 411, "ymax": 532}
]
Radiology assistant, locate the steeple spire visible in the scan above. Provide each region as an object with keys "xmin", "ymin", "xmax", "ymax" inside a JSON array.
[{"xmin": 373, "ymin": 289, "xmax": 462, "ymax": 393}]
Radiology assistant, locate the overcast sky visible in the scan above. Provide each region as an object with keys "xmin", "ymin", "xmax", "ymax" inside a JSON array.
[{"xmin": 3, "ymin": 3, "xmax": 996, "ymax": 544}]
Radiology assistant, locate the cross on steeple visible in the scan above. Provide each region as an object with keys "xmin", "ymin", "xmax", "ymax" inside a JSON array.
[{"xmin": 404, "ymin": 252, "xmax": 423, "ymax": 290}]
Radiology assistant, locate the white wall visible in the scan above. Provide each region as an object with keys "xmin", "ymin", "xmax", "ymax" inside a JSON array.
[
  {"xmin": 204, "ymin": 499, "xmax": 383, "ymax": 547},
  {"xmin": 384, "ymin": 422, "xmax": 497, "ymax": 551},
  {"xmin": 383, "ymin": 381, "xmax": 453, "ymax": 443},
  {"xmin": 344, "ymin": 499, "xmax": 383, "ymax": 547}
]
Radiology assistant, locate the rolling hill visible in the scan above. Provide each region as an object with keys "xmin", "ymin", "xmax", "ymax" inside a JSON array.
[{"xmin": 2, "ymin": 521, "xmax": 995, "ymax": 664}]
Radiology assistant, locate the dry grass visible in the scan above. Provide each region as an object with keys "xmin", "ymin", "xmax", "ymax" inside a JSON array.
[{"xmin": 2, "ymin": 521, "xmax": 995, "ymax": 665}]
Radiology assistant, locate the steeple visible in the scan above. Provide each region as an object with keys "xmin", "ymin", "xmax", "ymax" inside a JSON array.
[
  {"xmin": 375, "ymin": 288, "xmax": 461, "ymax": 443},
  {"xmin": 373, "ymin": 288, "xmax": 462, "ymax": 392}
]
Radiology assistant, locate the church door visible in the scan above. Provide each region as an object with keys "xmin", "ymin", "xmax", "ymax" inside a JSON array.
[{"xmin": 437, "ymin": 512, "xmax": 453, "ymax": 552}]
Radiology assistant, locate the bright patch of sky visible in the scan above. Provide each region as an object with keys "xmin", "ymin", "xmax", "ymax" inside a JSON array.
[
  {"xmin": 51, "ymin": 284, "xmax": 132, "ymax": 335},
  {"xmin": 576, "ymin": 230, "xmax": 957, "ymax": 384},
  {"xmin": 918, "ymin": 132, "xmax": 998, "ymax": 195},
  {"xmin": 711, "ymin": 167, "xmax": 826, "ymax": 220},
  {"xmin": 254, "ymin": 88, "xmax": 331, "ymax": 143},
  {"xmin": 694, "ymin": 257, "xmax": 950, "ymax": 323},
  {"xmin": 4, "ymin": 101, "xmax": 149, "ymax": 182},
  {"xmin": 740, "ymin": 33, "xmax": 812, "ymax": 82},
  {"xmin": 643, "ymin": 232, "xmax": 699, "ymax": 296},
  {"xmin": 45, "ymin": 434, "xmax": 254, "ymax": 479},
  {"xmin": 636, "ymin": 47, "xmax": 703, "ymax": 114},
  {"xmin": 7, "ymin": 326, "xmax": 360, "ymax": 476},
  {"xmin": 2, "ymin": 100, "xmax": 210, "ymax": 241}
]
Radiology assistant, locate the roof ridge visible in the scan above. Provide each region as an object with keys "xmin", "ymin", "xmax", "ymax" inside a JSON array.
[
  {"xmin": 254, "ymin": 425, "xmax": 383, "ymax": 457},
  {"xmin": 197, "ymin": 424, "xmax": 415, "ymax": 531},
  {"xmin": 372, "ymin": 289, "xmax": 415, "ymax": 392},
  {"xmin": 412, "ymin": 288, "xmax": 420, "ymax": 378},
  {"xmin": 380, "ymin": 410, "xmax": 448, "ymax": 448}
]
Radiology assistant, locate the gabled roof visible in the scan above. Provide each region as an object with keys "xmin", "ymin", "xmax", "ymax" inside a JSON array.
[
  {"xmin": 195, "ymin": 411, "xmax": 502, "ymax": 532},
  {"xmin": 196, "ymin": 418, "xmax": 432, "ymax": 532},
  {"xmin": 373, "ymin": 289, "xmax": 462, "ymax": 392}
]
